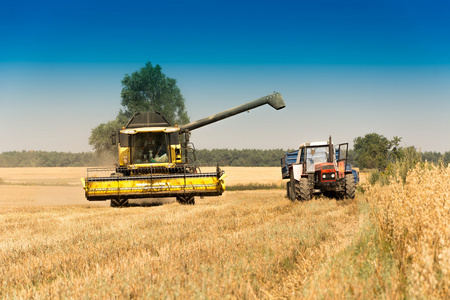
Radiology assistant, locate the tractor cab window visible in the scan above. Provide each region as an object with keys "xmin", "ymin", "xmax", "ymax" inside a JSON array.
[
  {"xmin": 305, "ymin": 147, "xmax": 329, "ymax": 172},
  {"xmin": 131, "ymin": 132, "xmax": 169, "ymax": 163}
]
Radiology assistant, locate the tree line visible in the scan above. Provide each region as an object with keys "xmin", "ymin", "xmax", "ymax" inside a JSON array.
[
  {"xmin": 0, "ymin": 149, "xmax": 287, "ymax": 168},
  {"xmin": 194, "ymin": 149, "xmax": 287, "ymax": 167},
  {"xmin": 1, "ymin": 146, "xmax": 449, "ymax": 168},
  {"xmin": 0, "ymin": 151, "xmax": 109, "ymax": 167}
]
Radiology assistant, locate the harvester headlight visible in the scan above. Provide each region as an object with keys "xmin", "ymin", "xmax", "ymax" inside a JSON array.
[
  {"xmin": 322, "ymin": 174, "xmax": 326, "ymax": 179},
  {"xmin": 331, "ymin": 173, "xmax": 335, "ymax": 178},
  {"xmin": 122, "ymin": 129, "xmax": 136, "ymax": 134},
  {"xmin": 124, "ymin": 155, "xmax": 128, "ymax": 164}
]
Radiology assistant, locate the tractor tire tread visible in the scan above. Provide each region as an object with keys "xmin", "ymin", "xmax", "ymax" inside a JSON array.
[
  {"xmin": 296, "ymin": 178, "xmax": 311, "ymax": 201},
  {"xmin": 345, "ymin": 173, "xmax": 356, "ymax": 199}
]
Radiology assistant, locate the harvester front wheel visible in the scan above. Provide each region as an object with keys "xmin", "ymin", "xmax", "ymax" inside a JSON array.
[
  {"xmin": 345, "ymin": 173, "xmax": 356, "ymax": 199},
  {"xmin": 110, "ymin": 198, "xmax": 129, "ymax": 207},
  {"xmin": 176, "ymin": 196, "xmax": 195, "ymax": 205},
  {"xmin": 187, "ymin": 197, "xmax": 195, "ymax": 205},
  {"xmin": 296, "ymin": 178, "xmax": 311, "ymax": 201}
]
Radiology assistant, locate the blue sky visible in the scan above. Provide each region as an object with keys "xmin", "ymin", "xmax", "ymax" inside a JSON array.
[{"xmin": 1, "ymin": 0, "xmax": 449, "ymax": 153}]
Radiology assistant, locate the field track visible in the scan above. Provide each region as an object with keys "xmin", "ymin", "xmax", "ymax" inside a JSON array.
[{"xmin": 0, "ymin": 167, "xmax": 364, "ymax": 298}]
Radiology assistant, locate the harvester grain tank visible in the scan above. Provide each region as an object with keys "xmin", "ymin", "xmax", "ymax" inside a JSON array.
[
  {"xmin": 82, "ymin": 92, "xmax": 285, "ymax": 207},
  {"xmin": 281, "ymin": 136, "xmax": 355, "ymax": 201}
]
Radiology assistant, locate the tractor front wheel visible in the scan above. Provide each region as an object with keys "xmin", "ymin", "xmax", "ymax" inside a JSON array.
[{"xmin": 296, "ymin": 178, "xmax": 311, "ymax": 201}]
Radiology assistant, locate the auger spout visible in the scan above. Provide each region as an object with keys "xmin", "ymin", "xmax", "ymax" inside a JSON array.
[{"xmin": 180, "ymin": 92, "xmax": 285, "ymax": 133}]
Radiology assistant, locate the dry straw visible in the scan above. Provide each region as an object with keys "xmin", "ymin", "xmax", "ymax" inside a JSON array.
[{"xmin": 366, "ymin": 164, "xmax": 450, "ymax": 298}]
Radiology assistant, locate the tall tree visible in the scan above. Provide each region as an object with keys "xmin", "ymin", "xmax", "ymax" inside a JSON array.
[
  {"xmin": 120, "ymin": 62, "xmax": 189, "ymax": 125},
  {"xmin": 89, "ymin": 62, "xmax": 190, "ymax": 154},
  {"xmin": 353, "ymin": 133, "xmax": 402, "ymax": 170},
  {"xmin": 88, "ymin": 114, "xmax": 129, "ymax": 155}
]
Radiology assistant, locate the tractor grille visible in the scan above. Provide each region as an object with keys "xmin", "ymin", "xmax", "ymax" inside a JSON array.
[{"xmin": 322, "ymin": 172, "xmax": 336, "ymax": 181}]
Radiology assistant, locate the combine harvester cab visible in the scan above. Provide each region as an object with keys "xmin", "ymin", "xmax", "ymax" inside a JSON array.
[
  {"xmin": 83, "ymin": 92, "xmax": 285, "ymax": 207},
  {"xmin": 281, "ymin": 136, "xmax": 356, "ymax": 202}
]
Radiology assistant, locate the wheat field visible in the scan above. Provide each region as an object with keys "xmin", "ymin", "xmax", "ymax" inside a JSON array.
[
  {"xmin": 1, "ymin": 165, "xmax": 448, "ymax": 298},
  {"xmin": 366, "ymin": 164, "xmax": 450, "ymax": 298}
]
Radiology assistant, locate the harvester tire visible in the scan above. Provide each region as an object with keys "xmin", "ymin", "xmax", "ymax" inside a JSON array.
[
  {"xmin": 345, "ymin": 173, "xmax": 356, "ymax": 199},
  {"xmin": 187, "ymin": 196, "xmax": 195, "ymax": 205},
  {"xmin": 110, "ymin": 198, "xmax": 129, "ymax": 207},
  {"xmin": 176, "ymin": 196, "xmax": 195, "ymax": 205},
  {"xmin": 297, "ymin": 178, "xmax": 311, "ymax": 201}
]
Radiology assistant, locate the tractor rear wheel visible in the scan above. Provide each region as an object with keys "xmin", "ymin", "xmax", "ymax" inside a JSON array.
[
  {"xmin": 345, "ymin": 173, "xmax": 356, "ymax": 199},
  {"xmin": 290, "ymin": 180, "xmax": 297, "ymax": 202},
  {"xmin": 296, "ymin": 178, "xmax": 311, "ymax": 201},
  {"xmin": 286, "ymin": 182, "xmax": 291, "ymax": 199},
  {"xmin": 288, "ymin": 171, "xmax": 297, "ymax": 202}
]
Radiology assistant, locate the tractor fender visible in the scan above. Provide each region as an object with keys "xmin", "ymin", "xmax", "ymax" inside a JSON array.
[{"xmin": 291, "ymin": 164, "xmax": 303, "ymax": 181}]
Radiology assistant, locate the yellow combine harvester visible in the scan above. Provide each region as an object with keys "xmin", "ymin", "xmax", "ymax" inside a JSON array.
[{"xmin": 82, "ymin": 92, "xmax": 285, "ymax": 206}]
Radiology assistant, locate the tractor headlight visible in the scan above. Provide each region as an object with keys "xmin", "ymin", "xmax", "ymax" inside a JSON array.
[
  {"xmin": 331, "ymin": 173, "xmax": 335, "ymax": 178},
  {"xmin": 123, "ymin": 155, "xmax": 128, "ymax": 164},
  {"xmin": 322, "ymin": 174, "xmax": 326, "ymax": 179}
]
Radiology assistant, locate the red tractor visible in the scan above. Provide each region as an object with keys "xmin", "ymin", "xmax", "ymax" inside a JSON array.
[{"xmin": 281, "ymin": 136, "xmax": 355, "ymax": 201}]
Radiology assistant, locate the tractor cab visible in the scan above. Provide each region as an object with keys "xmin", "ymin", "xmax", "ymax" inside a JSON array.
[{"xmin": 303, "ymin": 146, "xmax": 330, "ymax": 173}]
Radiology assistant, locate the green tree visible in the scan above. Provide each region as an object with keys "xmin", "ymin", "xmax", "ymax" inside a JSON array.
[
  {"xmin": 89, "ymin": 114, "xmax": 129, "ymax": 155},
  {"xmin": 353, "ymin": 133, "xmax": 402, "ymax": 170},
  {"xmin": 89, "ymin": 62, "xmax": 189, "ymax": 155},
  {"xmin": 120, "ymin": 62, "xmax": 189, "ymax": 125}
]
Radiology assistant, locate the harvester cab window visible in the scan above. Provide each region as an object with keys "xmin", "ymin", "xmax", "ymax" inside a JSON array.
[{"xmin": 131, "ymin": 133, "xmax": 169, "ymax": 163}]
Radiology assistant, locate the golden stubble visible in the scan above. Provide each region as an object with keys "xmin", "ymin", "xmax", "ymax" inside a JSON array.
[{"xmin": 0, "ymin": 166, "xmax": 361, "ymax": 298}]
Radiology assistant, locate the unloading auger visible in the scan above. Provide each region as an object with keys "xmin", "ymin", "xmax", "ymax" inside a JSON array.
[{"xmin": 82, "ymin": 92, "xmax": 285, "ymax": 207}]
